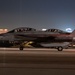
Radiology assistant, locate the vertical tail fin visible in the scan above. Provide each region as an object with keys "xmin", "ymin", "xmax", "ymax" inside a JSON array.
[{"xmin": 70, "ymin": 30, "xmax": 75, "ymax": 36}]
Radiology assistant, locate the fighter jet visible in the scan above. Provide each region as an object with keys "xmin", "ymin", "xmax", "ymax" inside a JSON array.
[{"xmin": 0, "ymin": 27, "xmax": 74, "ymax": 51}]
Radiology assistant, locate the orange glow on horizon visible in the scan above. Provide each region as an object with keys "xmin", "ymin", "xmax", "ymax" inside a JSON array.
[{"xmin": 0, "ymin": 29, "xmax": 8, "ymax": 34}]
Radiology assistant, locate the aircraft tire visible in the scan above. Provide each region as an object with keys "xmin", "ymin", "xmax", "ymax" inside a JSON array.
[{"xmin": 57, "ymin": 46, "xmax": 63, "ymax": 51}]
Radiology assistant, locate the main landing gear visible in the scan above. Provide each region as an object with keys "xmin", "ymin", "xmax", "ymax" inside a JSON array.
[{"xmin": 57, "ymin": 46, "xmax": 63, "ymax": 51}]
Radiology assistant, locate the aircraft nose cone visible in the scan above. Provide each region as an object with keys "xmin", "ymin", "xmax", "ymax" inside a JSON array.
[{"xmin": 0, "ymin": 34, "xmax": 4, "ymax": 40}]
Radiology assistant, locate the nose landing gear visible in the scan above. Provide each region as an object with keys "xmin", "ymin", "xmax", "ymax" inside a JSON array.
[{"xmin": 19, "ymin": 45, "xmax": 24, "ymax": 51}]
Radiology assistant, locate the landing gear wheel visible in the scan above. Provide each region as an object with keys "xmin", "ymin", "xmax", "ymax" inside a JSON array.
[
  {"xmin": 19, "ymin": 46, "xmax": 24, "ymax": 51},
  {"xmin": 57, "ymin": 46, "xmax": 63, "ymax": 51}
]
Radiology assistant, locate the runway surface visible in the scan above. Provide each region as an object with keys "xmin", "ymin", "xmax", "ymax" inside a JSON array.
[{"xmin": 0, "ymin": 48, "xmax": 75, "ymax": 75}]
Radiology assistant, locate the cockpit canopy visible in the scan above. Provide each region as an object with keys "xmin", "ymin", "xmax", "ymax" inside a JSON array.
[
  {"xmin": 8, "ymin": 27, "xmax": 36, "ymax": 33},
  {"xmin": 45, "ymin": 29, "xmax": 70, "ymax": 34}
]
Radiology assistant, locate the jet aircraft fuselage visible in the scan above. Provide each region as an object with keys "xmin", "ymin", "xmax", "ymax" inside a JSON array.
[{"xmin": 0, "ymin": 27, "xmax": 74, "ymax": 51}]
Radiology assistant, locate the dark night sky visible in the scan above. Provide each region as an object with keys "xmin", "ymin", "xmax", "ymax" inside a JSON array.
[{"xmin": 0, "ymin": 0, "xmax": 75, "ymax": 31}]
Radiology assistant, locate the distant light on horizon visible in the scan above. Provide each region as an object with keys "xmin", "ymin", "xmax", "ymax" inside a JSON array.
[
  {"xmin": 4, "ymin": 29, "xmax": 8, "ymax": 31},
  {"xmin": 42, "ymin": 29, "xmax": 47, "ymax": 31},
  {"xmin": 0, "ymin": 29, "xmax": 8, "ymax": 34},
  {"xmin": 66, "ymin": 28, "xmax": 72, "ymax": 32}
]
